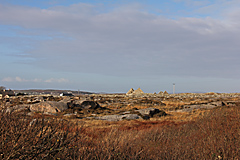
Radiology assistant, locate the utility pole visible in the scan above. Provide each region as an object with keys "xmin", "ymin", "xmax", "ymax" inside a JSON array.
[{"xmin": 173, "ymin": 83, "xmax": 175, "ymax": 94}]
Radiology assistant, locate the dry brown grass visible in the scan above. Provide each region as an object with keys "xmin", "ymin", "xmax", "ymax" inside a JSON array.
[{"xmin": 1, "ymin": 105, "xmax": 240, "ymax": 159}]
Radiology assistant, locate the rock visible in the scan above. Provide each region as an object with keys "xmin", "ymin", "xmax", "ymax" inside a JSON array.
[
  {"xmin": 132, "ymin": 88, "xmax": 144, "ymax": 95},
  {"xmin": 210, "ymin": 101, "xmax": 226, "ymax": 107},
  {"xmin": 163, "ymin": 91, "xmax": 168, "ymax": 95},
  {"xmin": 80, "ymin": 101, "xmax": 101, "ymax": 109},
  {"xmin": 63, "ymin": 113, "xmax": 77, "ymax": 118},
  {"xmin": 71, "ymin": 98, "xmax": 88, "ymax": 108},
  {"xmin": 177, "ymin": 104, "xmax": 217, "ymax": 112},
  {"xmin": 43, "ymin": 112, "xmax": 58, "ymax": 116},
  {"xmin": 126, "ymin": 88, "xmax": 134, "ymax": 95},
  {"xmin": 6, "ymin": 104, "xmax": 29, "ymax": 113},
  {"xmin": 29, "ymin": 101, "xmax": 68, "ymax": 114},
  {"xmin": 158, "ymin": 91, "xmax": 163, "ymax": 94},
  {"xmin": 35, "ymin": 96, "xmax": 44, "ymax": 102},
  {"xmin": 121, "ymin": 114, "xmax": 143, "ymax": 120},
  {"xmin": 136, "ymin": 108, "xmax": 167, "ymax": 117},
  {"xmin": 95, "ymin": 114, "xmax": 143, "ymax": 121},
  {"xmin": 59, "ymin": 97, "xmax": 71, "ymax": 103}
]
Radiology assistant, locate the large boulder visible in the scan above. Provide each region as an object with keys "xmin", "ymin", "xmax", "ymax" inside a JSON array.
[
  {"xmin": 177, "ymin": 104, "xmax": 217, "ymax": 112},
  {"xmin": 80, "ymin": 101, "xmax": 101, "ymax": 109},
  {"xmin": 210, "ymin": 101, "xmax": 226, "ymax": 107},
  {"xmin": 136, "ymin": 108, "xmax": 167, "ymax": 118},
  {"xmin": 29, "ymin": 101, "xmax": 68, "ymax": 114},
  {"xmin": 5, "ymin": 104, "xmax": 29, "ymax": 113}
]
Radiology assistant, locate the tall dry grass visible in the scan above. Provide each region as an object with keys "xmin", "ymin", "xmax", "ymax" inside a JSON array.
[{"xmin": 0, "ymin": 105, "xmax": 240, "ymax": 159}]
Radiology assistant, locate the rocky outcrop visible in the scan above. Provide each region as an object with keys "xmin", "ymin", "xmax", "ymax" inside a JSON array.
[
  {"xmin": 79, "ymin": 101, "xmax": 101, "ymax": 109},
  {"xmin": 176, "ymin": 104, "xmax": 217, "ymax": 112},
  {"xmin": 94, "ymin": 114, "xmax": 143, "ymax": 121},
  {"xmin": 163, "ymin": 91, "xmax": 168, "ymax": 95},
  {"xmin": 210, "ymin": 101, "xmax": 227, "ymax": 107},
  {"xmin": 29, "ymin": 101, "xmax": 68, "ymax": 114},
  {"xmin": 126, "ymin": 88, "xmax": 144, "ymax": 95},
  {"xmin": 90, "ymin": 108, "xmax": 167, "ymax": 121},
  {"xmin": 126, "ymin": 88, "xmax": 134, "ymax": 95},
  {"xmin": 132, "ymin": 88, "xmax": 144, "ymax": 95},
  {"xmin": 136, "ymin": 108, "xmax": 167, "ymax": 118},
  {"xmin": 5, "ymin": 104, "xmax": 29, "ymax": 113},
  {"xmin": 2, "ymin": 92, "xmax": 240, "ymax": 121}
]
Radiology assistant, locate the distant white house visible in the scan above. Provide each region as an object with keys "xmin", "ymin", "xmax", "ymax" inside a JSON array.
[{"xmin": 60, "ymin": 92, "xmax": 73, "ymax": 96}]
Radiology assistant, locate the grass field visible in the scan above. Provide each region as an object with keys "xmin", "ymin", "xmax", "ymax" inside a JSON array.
[{"xmin": 0, "ymin": 105, "xmax": 240, "ymax": 159}]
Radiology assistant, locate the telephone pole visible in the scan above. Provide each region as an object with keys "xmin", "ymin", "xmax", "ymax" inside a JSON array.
[{"xmin": 173, "ymin": 83, "xmax": 175, "ymax": 94}]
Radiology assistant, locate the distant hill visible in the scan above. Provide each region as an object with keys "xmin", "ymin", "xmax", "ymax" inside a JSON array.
[{"xmin": 14, "ymin": 89, "xmax": 94, "ymax": 96}]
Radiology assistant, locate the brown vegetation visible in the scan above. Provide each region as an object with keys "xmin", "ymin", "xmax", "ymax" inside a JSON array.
[{"xmin": 1, "ymin": 105, "xmax": 240, "ymax": 159}]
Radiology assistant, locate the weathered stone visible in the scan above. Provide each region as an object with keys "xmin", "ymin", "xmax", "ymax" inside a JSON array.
[
  {"xmin": 158, "ymin": 91, "xmax": 163, "ymax": 94},
  {"xmin": 6, "ymin": 104, "xmax": 29, "ymax": 113},
  {"xmin": 177, "ymin": 104, "xmax": 217, "ymax": 112},
  {"xmin": 132, "ymin": 88, "xmax": 144, "ymax": 95},
  {"xmin": 80, "ymin": 101, "xmax": 101, "ymax": 109},
  {"xmin": 72, "ymin": 98, "xmax": 88, "ymax": 106},
  {"xmin": 126, "ymin": 88, "xmax": 134, "ymax": 95},
  {"xmin": 163, "ymin": 91, "xmax": 168, "ymax": 95},
  {"xmin": 29, "ymin": 101, "xmax": 68, "ymax": 113},
  {"xmin": 63, "ymin": 113, "xmax": 77, "ymax": 118},
  {"xmin": 59, "ymin": 97, "xmax": 71, "ymax": 103},
  {"xmin": 121, "ymin": 114, "xmax": 143, "ymax": 120},
  {"xmin": 136, "ymin": 108, "xmax": 158, "ymax": 116},
  {"xmin": 95, "ymin": 114, "xmax": 143, "ymax": 121},
  {"xmin": 136, "ymin": 108, "xmax": 167, "ymax": 118},
  {"xmin": 210, "ymin": 101, "xmax": 226, "ymax": 107}
]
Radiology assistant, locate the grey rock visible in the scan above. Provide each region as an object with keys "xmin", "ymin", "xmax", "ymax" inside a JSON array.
[
  {"xmin": 63, "ymin": 113, "xmax": 77, "ymax": 118},
  {"xmin": 94, "ymin": 114, "xmax": 143, "ymax": 121},
  {"xmin": 59, "ymin": 97, "xmax": 71, "ymax": 103},
  {"xmin": 80, "ymin": 101, "xmax": 101, "ymax": 109},
  {"xmin": 177, "ymin": 104, "xmax": 217, "ymax": 112},
  {"xmin": 29, "ymin": 101, "xmax": 68, "ymax": 114},
  {"xmin": 73, "ymin": 98, "xmax": 88, "ymax": 105},
  {"xmin": 210, "ymin": 101, "xmax": 226, "ymax": 107},
  {"xmin": 6, "ymin": 104, "xmax": 29, "ymax": 113},
  {"xmin": 121, "ymin": 114, "xmax": 143, "ymax": 120},
  {"xmin": 43, "ymin": 112, "xmax": 58, "ymax": 116},
  {"xmin": 136, "ymin": 108, "xmax": 160, "ymax": 117}
]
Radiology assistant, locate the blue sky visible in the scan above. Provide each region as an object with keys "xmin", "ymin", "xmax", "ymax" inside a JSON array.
[{"xmin": 1, "ymin": 0, "xmax": 240, "ymax": 93}]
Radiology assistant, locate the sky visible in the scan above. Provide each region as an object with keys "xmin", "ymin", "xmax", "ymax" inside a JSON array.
[{"xmin": 1, "ymin": 0, "xmax": 240, "ymax": 93}]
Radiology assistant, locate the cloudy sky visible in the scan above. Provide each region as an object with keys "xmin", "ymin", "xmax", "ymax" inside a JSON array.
[{"xmin": 1, "ymin": 0, "xmax": 240, "ymax": 93}]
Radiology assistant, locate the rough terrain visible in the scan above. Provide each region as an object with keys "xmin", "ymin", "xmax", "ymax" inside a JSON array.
[{"xmin": 1, "ymin": 91, "xmax": 240, "ymax": 123}]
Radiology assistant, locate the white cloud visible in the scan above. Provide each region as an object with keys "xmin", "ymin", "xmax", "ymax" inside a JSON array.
[
  {"xmin": 45, "ymin": 78, "xmax": 69, "ymax": 83},
  {"xmin": 2, "ymin": 77, "xmax": 29, "ymax": 82},
  {"xmin": 2, "ymin": 77, "xmax": 14, "ymax": 82},
  {"xmin": 1, "ymin": 77, "xmax": 68, "ymax": 83},
  {"xmin": 15, "ymin": 76, "xmax": 28, "ymax": 82},
  {"xmin": 174, "ymin": 0, "xmax": 211, "ymax": 7}
]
